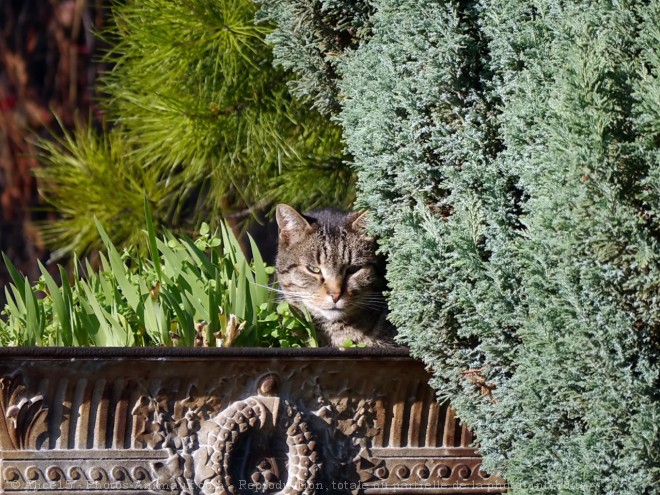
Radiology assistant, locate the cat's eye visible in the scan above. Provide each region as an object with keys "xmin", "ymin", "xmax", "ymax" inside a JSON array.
[
  {"xmin": 306, "ymin": 264, "xmax": 321, "ymax": 274},
  {"xmin": 346, "ymin": 265, "xmax": 361, "ymax": 275}
]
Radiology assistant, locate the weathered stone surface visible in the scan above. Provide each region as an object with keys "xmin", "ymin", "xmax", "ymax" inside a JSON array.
[{"xmin": 0, "ymin": 348, "xmax": 506, "ymax": 494}]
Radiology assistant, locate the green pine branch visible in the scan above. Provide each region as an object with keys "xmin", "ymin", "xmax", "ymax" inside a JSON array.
[{"xmin": 36, "ymin": 0, "xmax": 352, "ymax": 256}]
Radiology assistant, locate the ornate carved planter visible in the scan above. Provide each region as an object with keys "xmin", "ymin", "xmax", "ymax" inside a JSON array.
[{"xmin": 0, "ymin": 348, "xmax": 506, "ymax": 494}]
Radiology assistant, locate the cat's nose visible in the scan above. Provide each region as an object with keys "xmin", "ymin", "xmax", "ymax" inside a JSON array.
[{"xmin": 325, "ymin": 279, "xmax": 343, "ymax": 303}]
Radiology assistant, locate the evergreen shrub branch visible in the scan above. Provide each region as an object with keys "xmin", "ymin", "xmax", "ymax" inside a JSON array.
[
  {"xmin": 257, "ymin": 0, "xmax": 375, "ymax": 114},
  {"xmin": 261, "ymin": 0, "xmax": 660, "ymax": 493}
]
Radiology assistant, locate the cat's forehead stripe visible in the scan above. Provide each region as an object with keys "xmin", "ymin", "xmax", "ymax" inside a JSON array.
[{"xmin": 317, "ymin": 225, "xmax": 352, "ymax": 265}]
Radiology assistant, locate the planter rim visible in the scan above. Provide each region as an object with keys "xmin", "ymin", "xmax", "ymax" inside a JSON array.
[
  {"xmin": 0, "ymin": 345, "xmax": 411, "ymax": 360},
  {"xmin": 0, "ymin": 344, "xmax": 507, "ymax": 494}
]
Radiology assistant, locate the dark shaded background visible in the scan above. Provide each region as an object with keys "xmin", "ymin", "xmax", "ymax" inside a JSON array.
[{"xmin": 0, "ymin": 0, "xmax": 108, "ymax": 300}]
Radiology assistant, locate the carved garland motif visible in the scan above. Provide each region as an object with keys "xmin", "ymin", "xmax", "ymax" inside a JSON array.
[
  {"xmin": 136, "ymin": 374, "xmax": 320, "ymax": 495},
  {"xmin": 195, "ymin": 395, "xmax": 319, "ymax": 495}
]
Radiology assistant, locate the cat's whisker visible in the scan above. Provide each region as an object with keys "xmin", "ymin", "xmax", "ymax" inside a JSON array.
[
  {"xmin": 351, "ymin": 304, "xmax": 388, "ymax": 313},
  {"xmin": 352, "ymin": 294, "xmax": 388, "ymax": 302},
  {"xmin": 353, "ymin": 296, "xmax": 388, "ymax": 303},
  {"xmin": 355, "ymin": 297, "xmax": 388, "ymax": 304},
  {"xmin": 250, "ymin": 281, "xmax": 313, "ymax": 300},
  {"xmin": 250, "ymin": 281, "xmax": 280, "ymax": 291},
  {"xmin": 277, "ymin": 294, "xmax": 314, "ymax": 303},
  {"xmin": 349, "ymin": 300, "xmax": 389, "ymax": 311},
  {"xmin": 283, "ymin": 293, "xmax": 314, "ymax": 301},
  {"xmin": 350, "ymin": 291, "xmax": 387, "ymax": 298}
]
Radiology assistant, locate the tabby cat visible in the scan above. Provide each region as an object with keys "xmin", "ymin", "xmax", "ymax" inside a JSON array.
[{"xmin": 275, "ymin": 204, "xmax": 397, "ymax": 347}]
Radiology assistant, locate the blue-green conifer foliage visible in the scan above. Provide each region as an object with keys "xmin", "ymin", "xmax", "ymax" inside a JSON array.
[{"xmin": 260, "ymin": 1, "xmax": 660, "ymax": 493}]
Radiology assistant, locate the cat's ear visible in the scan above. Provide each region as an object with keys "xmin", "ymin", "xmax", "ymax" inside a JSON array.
[
  {"xmin": 348, "ymin": 210, "xmax": 369, "ymax": 233},
  {"xmin": 276, "ymin": 204, "xmax": 311, "ymax": 245}
]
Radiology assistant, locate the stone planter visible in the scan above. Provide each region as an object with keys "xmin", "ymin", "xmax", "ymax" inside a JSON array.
[{"xmin": 0, "ymin": 347, "xmax": 505, "ymax": 494}]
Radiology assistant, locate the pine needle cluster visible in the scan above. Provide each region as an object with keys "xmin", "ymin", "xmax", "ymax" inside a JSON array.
[
  {"xmin": 261, "ymin": 0, "xmax": 660, "ymax": 493},
  {"xmin": 37, "ymin": 0, "xmax": 351, "ymax": 256}
]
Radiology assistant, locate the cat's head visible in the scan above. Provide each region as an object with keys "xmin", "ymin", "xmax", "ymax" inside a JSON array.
[{"xmin": 275, "ymin": 204, "xmax": 386, "ymax": 322}]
